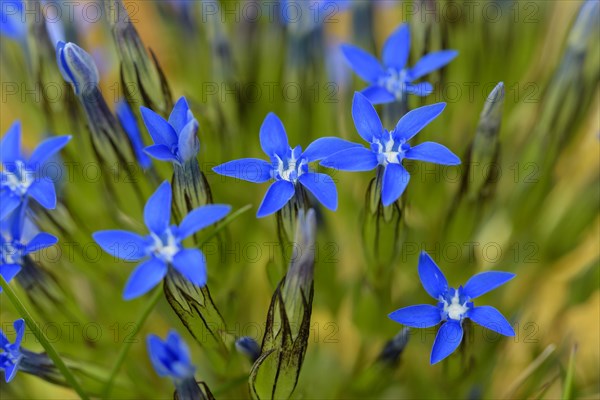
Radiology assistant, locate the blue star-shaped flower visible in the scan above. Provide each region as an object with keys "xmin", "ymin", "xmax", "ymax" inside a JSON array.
[
  {"xmin": 140, "ymin": 97, "xmax": 200, "ymax": 165},
  {"xmin": 0, "ymin": 121, "xmax": 72, "ymax": 219},
  {"xmin": 93, "ymin": 181, "xmax": 230, "ymax": 300},
  {"xmin": 341, "ymin": 23, "xmax": 457, "ymax": 104},
  {"xmin": 321, "ymin": 93, "xmax": 460, "ymax": 206},
  {"xmin": 212, "ymin": 112, "xmax": 359, "ymax": 217},
  {"xmin": 147, "ymin": 330, "xmax": 195, "ymax": 382},
  {"xmin": 0, "ymin": 319, "xmax": 25, "ymax": 382},
  {"xmin": 389, "ymin": 251, "xmax": 516, "ymax": 364}
]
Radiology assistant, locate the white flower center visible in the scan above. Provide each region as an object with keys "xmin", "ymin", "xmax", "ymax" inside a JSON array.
[
  {"xmin": 443, "ymin": 292, "xmax": 469, "ymax": 321},
  {"xmin": 150, "ymin": 229, "xmax": 180, "ymax": 263},
  {"xmin": 276, "ymin": 154, "xmax": 305, "ymax": 183},
  {"xmin": 1, "ymin": 242, "xmax": 20, "ymax": 265},
  {"xmin": 379, "ymin": 68, "xmax": 409, "ymax": 100},
  {"xmin": 374, "ymin": 135, "xmax": 406, "ymax": 166},
  {"xmin": 3, "ymin": 161, "xmax": 35, "ymax": 195}
]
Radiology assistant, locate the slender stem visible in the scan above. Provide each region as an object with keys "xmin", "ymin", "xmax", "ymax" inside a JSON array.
[
  {"xmin": 0, "ymin": 275, "xmax": 89, "ymax": 400},
  {"xmin": 101, "ymin": 286, "xmax": 162, "ymax": 399}
]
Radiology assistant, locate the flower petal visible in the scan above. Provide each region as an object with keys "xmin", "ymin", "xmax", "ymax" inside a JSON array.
[
  {"xmin": 168, "ymin": 96, "xmax": 191, "ymax": 133},
  {"xmin": 213, "ymin": 158, "xmax": 272, "ymax": 183},
  {"xmin": 340, "ymin": 44, "xmax": 385, "ymax": 83},
  {"xmin": 383, "ymin": 23, "xmax": 410, "ymax": 70},
  {"xmin": 27, "ymin": 135, "xmax": 71, "ymax": 167},
  {"xmin": 140, "ymin": 106, "xmax": 178, "ymax": 147},
  {"xmin": 24, "ymin": 233, "xmax": 57, "ymax": 254},
  {"xmin": 177, "ymin": 119, "xmax": 199, "ymax": 163},
  {"xmin": 361, "ymin": 85, "xmax": 396, "ymax": 105},
  {"xmin": 381, "ymin": 163, "xmax": 410, "ymax": 206},
  {"xmin": 320, "ymin": 147, "xmax": 378, "ymax": 171},
  {"xmin": 93, "ymin": 230, "xmax": 149, "ymax": 261},
  {"xmin": 0, "ymin": 121, "xmax": 21, "ymax": 165},
  {"xmin": 27, "ymin": 177, "xmax": 57, "ymax": 209},
  {"xmin": 406, "ymin": 82, "xmax": 434, "ymax": 97},
  {"xmin": 3, "ymin": 362, "xmax": 19, "ymax": 382},
  {"xmin": 172, "ymin": 249, "xmax": 207, "ymax": 287},
  {"xmin": 302, "ymin": 137, "xmax": 361, "ymax": 162},
  {"xmin": 298, "ymin": 172, "xmax": 337, "ymax": 211},
  {"xmin": 418, "ymin": 251, "xmax": 448, "ymax": 300},
  {"xmin": 388, "ymin": 304, "xmax": 442, "ymax": 328},
  {"xmin": 178, "ymin": 204, "xmax": 231, "ymax": 239},
  {"xmin": 463, "ymin": 271, "xmax": 516, "ymax": 299},
  {"xmin": 352, "ymin": 92, "xmax": 385, "ymax": 143},
  {"xmin": 147, "ymin": 334, "xmax": 170, "ymax": 377},
  {"xmin": 256, "ymin": 180, "xmax": 295, "ymax": 218},
  {"xmin": 144, "ymin": 144, "xmax": 177, "ymax": 162},
  {"xmin": 0, "ymin": 191, "xmax": 21, "ymax": 220},
  {"xmin": 405, "ymin": 142, "xmax": 461, "ymax": 165},
  {"xmin": 0, "ymin": 264, "xmax": 21, "ymax": 290},
  {"xmin": 123, "ymin": 257, "xmax": 167, "ymax": 300},
  {"xmin": 14, "ymin": 318, "xmax": 25, "ymax": 346},
  {"xmin": 394, "ymin": 102, "xmax": 446, "ymax": 142},
  {"xmin": 467, "ymin": 306, "xmax": 515, "ymax": 336},
  {"xmin": 259, "ymin": 113, "xmax": 289, "ymax": 158},
  {"xmin": 410, "ymin": 50, "xmax": 458, "ymax": 80},
  {"xmin": 144, "ymin": 181, "xmax": 172, "ymax": 234},
  {"xmin": 431, "ymin": 320, "xmax": 463, "ymax": 364}
]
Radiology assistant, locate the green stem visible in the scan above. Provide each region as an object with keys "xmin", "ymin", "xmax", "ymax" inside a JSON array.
[
  {"xmin": 101, "ymin": 287, "xmax": 162, "ymax": 399},
  {"xmin": 0, "ymin": 276, "xmax": 89, "ymax": 400}
]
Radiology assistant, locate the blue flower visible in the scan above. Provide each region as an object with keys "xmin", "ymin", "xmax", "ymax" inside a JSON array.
[
  {"xmin": 0, "ymin": 1, "xmax": 25, "ymax": 40},
  {"xmin": 93, "ymin": 181, "xmax": 230, "ymax": 300},
  {"xmin": 0, "ymin": 121, "xmax": 72, "ymax": 219},
  {"xmin": 56, "ymin": 41, "xmax": 100, "ymax": 96},
  {"xmin": 321, "ymin": 93, "xmax": 460, "ymax": 206},
  {"xmin": 388, "ymin": 251, "xmax": 516, "ymax": 364},
  {"xmin": 212, "ymin": 112, "xmax": 359, "ymax": 217},
  {"xmin": 341, "ymin": 23, "xmax": 457, "ymax": 104},
  {"xmin": 147, "ymin": 330, "xmax": 195, "ymax": 382},
  {"xmin": 0, "ymin": 319, "xmax": 25, "ymax": 382},
  {"xmin": 116, "ymin": 100, "xmax": 152, "ymax": 169},
  {"xmin": 141, "ymin": 97, "xmax": 200, "ymax": 165}
]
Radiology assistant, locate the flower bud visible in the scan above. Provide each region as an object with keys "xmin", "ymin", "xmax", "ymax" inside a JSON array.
[
  {"xmin": 235, "ymin": 336, "xmax": 261, "ymax": 363},
  {"xmin": 55, "ymin": 41, "xmax": 99, "ymax": 96}
]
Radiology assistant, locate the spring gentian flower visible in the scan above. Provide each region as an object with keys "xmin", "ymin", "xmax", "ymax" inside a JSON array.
[
  {"xmin": 141, "ymin": 97, "xmax": 199, "ymax": 166},
  {"xmin": 0, "ymin": 319, "xmax": 25, "ymax": 382},
  {"xmin": 116, "ymin": 100, "xmax": 152, "ymax": 169},
  {"xmin": 341, "ymin": 23, "xmax": 457, "ymax": 104},
  {"xmin": 93, "ymin": 181, "xmax": 230, "ymax": 300},
  {"xmin": 321, "ymin": 93, "xmax": 460, "ymax": 206},
  {"xmin": 388, "ymin": 251, "xmax": 516, "ymax": 364},
  {"xmin": 213, "ymin": 113, "xmax": 359, "ymax": 217},
  {"xmin": 0, "ymin": 121, "xmax": 72, "ymax": 219},
  {"xmin": 147, "ymin": 330, "xmax": 195, "ymax": 382}
]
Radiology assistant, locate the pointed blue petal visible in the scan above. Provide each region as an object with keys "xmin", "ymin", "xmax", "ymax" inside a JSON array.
[
  {"xmin": 381, "ymin": 163, "xmax": 410, "ymax": 206},
  {"xmin": 116, "ymin": 101, "xmax": 151, "ymax": 169},
  {"xmin": 406, "ymin": 82, "xmax": 434, "ymax": 97},
  {"xmin": 140, "ymin": 106, "xmax": 178, "ymax": 147},
  {"xmin": 418, "ymin": 251, "xmax": 448, "ymax": 299},
  {"xmin": 405, "ymin": 142, "xmax": 461, "ymax": 165},
  {"xmin": 93, "ymin": 230, "xmax": 149, "ymax": 261},
  {"xmin": 147, "ymin": 334, "xmax": 170, "ymax": 377},
  {"xmin": 213, "ymin": 158, "xmax": 273, "ymax": 183},
  {"xmin": 388, "ymin": 304, "xmax": 442, "ymax": 328},
  {"xmin": 27, "ymin": 136, "xmax": 71, "ymax": 167},
  {"xmin": 14, "ymin": 318, "xmax": 25, "ymax": 346},
  {"xmin": 256, "ymin": 180, "xmax": 295, "ymax": 218},
  {"xmin": 352, "ymin": 92, "xmax": 385, "ymax": 143},
  {"xmin": 302, "ymin": 137, "xmax": 361, "ymax": 162},
  {"xmin": 467, "ymin": 306, "xmax": 515, "ymax": 336},
  {"xmin": 410, "ymin": 50, "xmax": 458, "ymax": 80},
  {"xmin": 340, "ymin": 44, "xmax": 385, "ymax": 83},
  {"xmin": 177, "ymin": 119, "xmax": 200, "ymax": 163},
  {"xmin": 361, "ymin": 85, "xmax": 396, "ymax": 105},
  {"xmin": 394, "ymin": 103, "xmax": 446, "ymax": 142},
  {"xmin": 24, "ymin": 233, "xmax": 58, "ymax": 254},
  {"xmin": 0, "ymin": 191, "xmax": 21, "ymax": 220},
  {"xmin": 0, "ymin": 264, "xmax": 21, "ymax": 289},
  {"xmin": 298, "ymin": 172, "xmax": 337, "ymax": 211},
  {"xmin": 4, "ymin": 362, "xmax": 18, "ymax": 382},
  {"xmin": 172, "ymin": 249, "xmax": 207, "ymax": 287},
  {"xmin": 383, "ymin": 24, "xmax": 410, "ymax": 70},
  {"xmin": 144, "ymin": 181, "xmax": 172, "ymax": 234},
  {"xmin": 144, "ymin": 144, "xmax": 177, "ymax": 162},
  {"xmin": 27, "ymin": 178, "xmax": 56, "ymax": 209},
  {"xmin": 178, "ymin": 204, "xmax": 231, "ymax": 239},
  {"xmin": 463, "ymin": 271, "xmax": 516, "ymax": 299},
  {"xmin": 431, "ymin": 321, "xmax": 463, "ymax": 364},
  {"xmin": 123, "ymin": 257, "xmax": 167, "ymax": 300},
  {"xmin": 168, "ymin": 97, "xmax": 191, "ymax": 133},
  {"xmin": 0, "ymin": 121, "xmax": 21, "ymax": 165},
  {"xmin": 259, "ymin": 113, "xmax": 289, "ymax": 158},
  {"xmin": 320, "ymin": 147, "xmax": 378, "ymax": 171}
]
